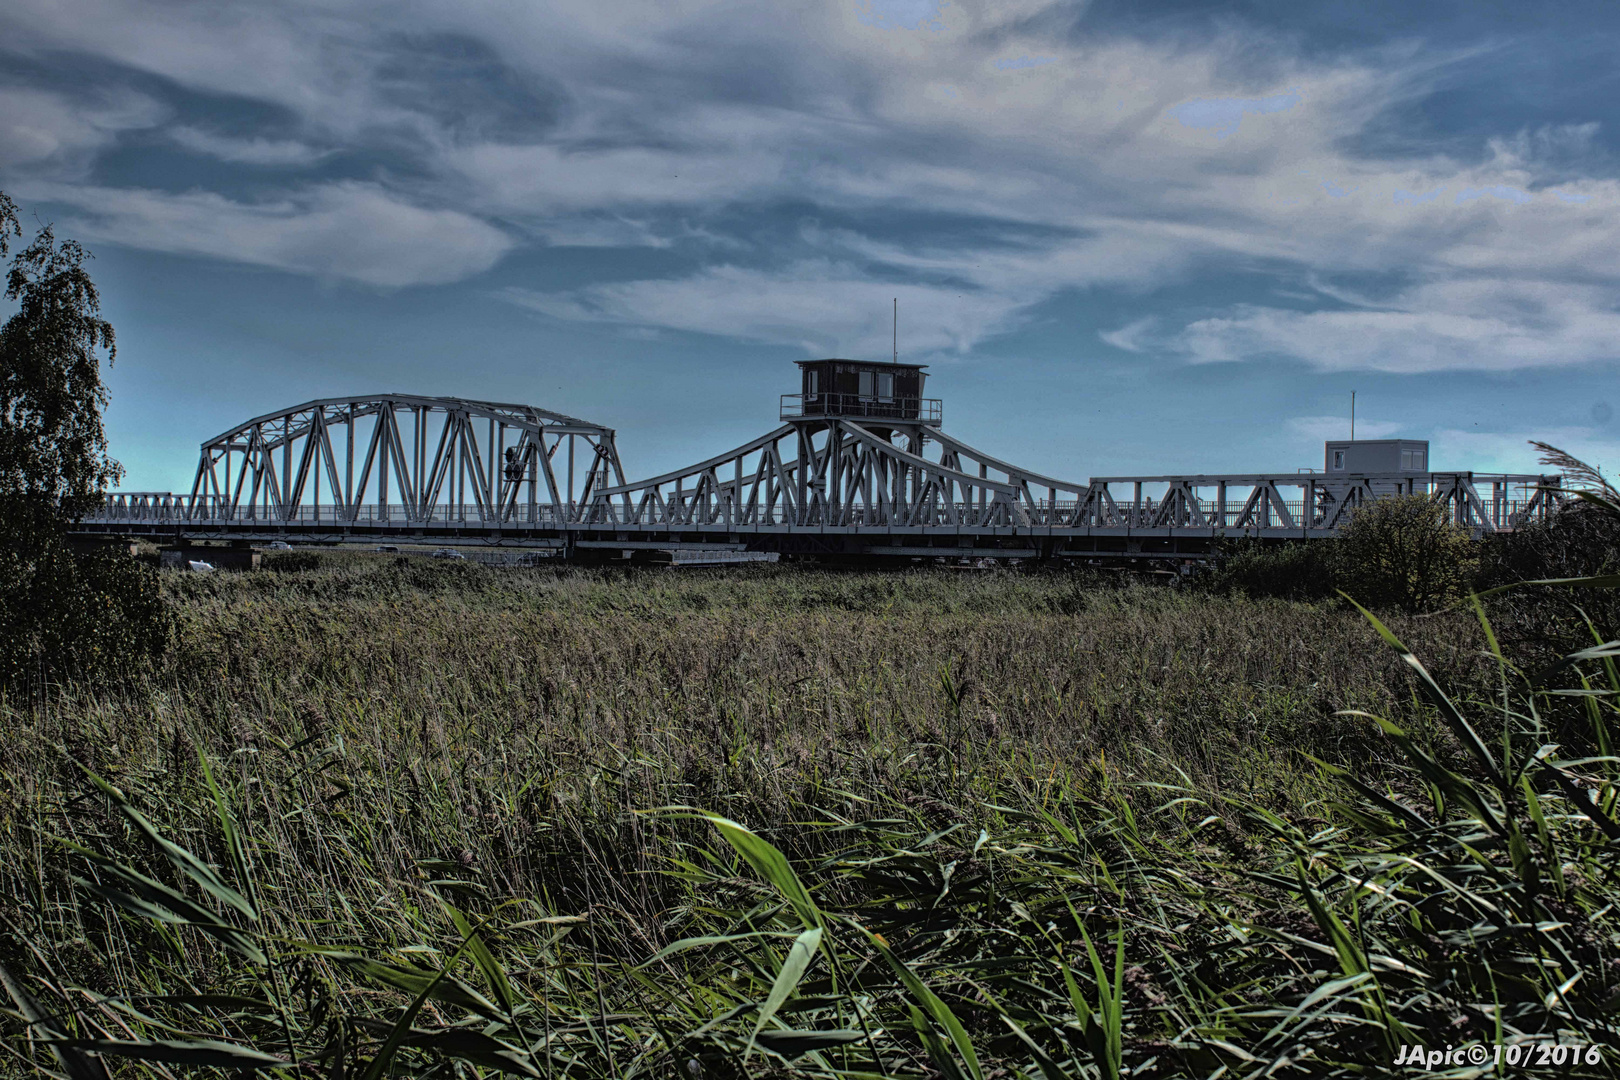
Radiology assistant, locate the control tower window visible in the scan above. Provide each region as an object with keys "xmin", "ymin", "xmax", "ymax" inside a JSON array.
[
  {"xmin": 806, "ymin": 370, "xmax": 819, "ymax": 398},
  {"xmin": 1332, "ymin": 450, "xmax": 1345, "ymax": 470},
  {"xmin": 859, "ymin": 371, "xmax": 876, "ymax": 399},
  {"xmin": 878, "ymin": 372, "xmax": 894, "ymax": 401}
]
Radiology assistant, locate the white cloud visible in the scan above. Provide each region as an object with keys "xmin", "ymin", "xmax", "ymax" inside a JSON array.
[
  {"xmin": 855, "ymin": 0, "xmax": 950, "ymax": 31},
  {"xmin": 1166, "ymin": 88, "xmax": 1303, "ymax": 139},
  {"xmin": 528, "ymin": 215, "xmax": 748, "ymax": 249},
  {"xmin": 448, "ymin": 133, "xmax": 786, "ymax": 216},
  {"xmin": 170, "ymin": 127, "xmax": 329, "ymax": 167},
  {"xmin": 1454, "ymin": 185, "xmax": 1532, "ymax": 205},
  {"xmin": 0, "ymin": 0, "xmax": 400, "ymax": 136},
  {"xmin": 1099, "ymin": 317, "xmax": 1155, "ymax": 353},
  {"xmin": 453, "ymin": 20, "xmax": 1617, "ymax": 363},
  {"xmin": 49, "ymin": 182, "xmax": 513, "ymax": 287},
  {"xmin": 995, "ymin": 55, "xmax": 1056, "ymax": 71},
  {"xmin": 501, "ymin": 260, "xmax": 1025, "ymax": 357},
  {"xmin": 1486, "ymin": 122, "xmax": 1601, "ymax": 168},
  {"xmin": 1168, "ymin": 279, "xmax": 1620, "ymax": 373},
  {"xmin": 0, "ymin": 85, "xmax": 164, "ymax": 174},
  {"xmin": 531, "ymin": 216, "xmax": 674, "ymax": 249},
  {"xmin": 2, "ymin": 0, "xmax": 1619, "ymax": 372}
]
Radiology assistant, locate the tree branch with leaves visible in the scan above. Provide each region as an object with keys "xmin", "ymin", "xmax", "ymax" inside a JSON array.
[
  {"xmin": 1, "ymin": 217, "xmax": 121, "ymax": 544},
  {"xmin": 0, "ymin": 190, "xmax": 165, "ymax": 685}
]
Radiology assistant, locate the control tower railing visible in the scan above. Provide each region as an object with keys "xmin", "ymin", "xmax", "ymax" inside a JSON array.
[{"xmin": 781, "ymin": 393, "xmax": 942, "ymax": 425}]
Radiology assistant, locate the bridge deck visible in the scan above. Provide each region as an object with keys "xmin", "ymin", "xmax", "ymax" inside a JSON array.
[{"xmin": 82, "ymin": 474, "xmax": 1554, "ymax": 562}]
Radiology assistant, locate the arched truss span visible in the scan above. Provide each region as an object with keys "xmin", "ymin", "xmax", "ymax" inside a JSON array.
[
  {"xmin": 579, "ymin": 418, "xmax": 1089, "ymax": 528},
  {"xmin": 188, "ymin": 395, "xmax": 625, "ymax": 526},
  {"xmin": 578, "ymin": 419, "xmax": 1560, "ymax": 534}
]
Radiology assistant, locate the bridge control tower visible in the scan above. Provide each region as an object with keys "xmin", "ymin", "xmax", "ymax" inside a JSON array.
[
  {"xmin": 780, "ymin": 359, "xmax": 942, "ymax": 428},
  {"xmin": 1325, "ymin": 438, "xmax": 1429, "ymax": 474}
]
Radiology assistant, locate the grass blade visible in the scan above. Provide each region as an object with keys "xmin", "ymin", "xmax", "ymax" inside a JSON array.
[
  {"xmin": 55, "ymin": 1038, "xmax": 288, "ymax": 1070},
  {"xmin": 868, "ymin": 931, "xmax": 984, "ymax": 1080},
  {"xmin": 748, "ymin": 926, "xmax": 822, "ymax": 1056}
]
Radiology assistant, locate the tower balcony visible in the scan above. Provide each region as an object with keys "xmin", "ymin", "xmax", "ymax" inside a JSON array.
[{"xmin": 781, "ymin": 393, "xmax": 942, "ymax": 425}]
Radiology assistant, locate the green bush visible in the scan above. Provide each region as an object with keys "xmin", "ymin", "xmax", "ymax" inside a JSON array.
[
  {"xmin": 394, "ymin": 554, "xmax": 491, "ymax": 592},
  {"xmin": 0, "ymin": 541, "xmax": 169, "ymax": 685},
  {"xmin": 1479, "ymin": 500, "xmax": 1620, "ymax": 586},
  {"xmin": 1203, "ymin": 538, "xmax": 1337, "ymax": 601},
  {"xmin": 261, "ymin": 548, "xmax": 326, "ymax": 573},
  {"xmin": 1336, "ymin": 492, "xmax": 1477, "ymax": 612},
  {"xmin": 1209, "ymin": 496, "xmax": 1512, "ymax": 613},
  {"xmin": 1473, "ymin": 499, "xmax": 1620, "ymax": 673}
]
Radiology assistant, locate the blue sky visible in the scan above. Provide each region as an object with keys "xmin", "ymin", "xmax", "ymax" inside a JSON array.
[{"xmin": 3, "ymin": 0, "xmax": 1619, "ymax": 490}]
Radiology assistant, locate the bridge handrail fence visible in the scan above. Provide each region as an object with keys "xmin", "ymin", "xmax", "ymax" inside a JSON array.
[{"xmin": 91, "ymin": 471, "xmax": 1562, "ymax": 533}]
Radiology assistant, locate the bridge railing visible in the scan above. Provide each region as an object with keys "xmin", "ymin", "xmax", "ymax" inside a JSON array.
[
  {"xmin": 85, "ymin": 473, "xmax": 1562, "ymax": 535},
  {"xmin": 578, "ymin": 499, "xmax": 1016, "ymax": 529},
  {"xmin": 88, "ymin": 498, "xmax": 571, "ymax": 527},
  {"xmin": 1024, "ymin": 496, "xmax": 1549, "ymax": 530},
  {"xmin": 1067, "ymin": 472, "xmax": 1559, "ymax": 533},
  {"xmin": 96, "ymin": 492, "xmax": 228, "ymax": 521}
]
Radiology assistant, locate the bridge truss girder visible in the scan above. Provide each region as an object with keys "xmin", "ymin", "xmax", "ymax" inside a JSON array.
[
  {"xmin": 1078, "ymin": 471, "xmax": 1560, "ymax": 534},
  {"xmin": 187, "ymin": 395, "xmax": 625, "ymax": 526},
  {"xmin": 579, "ymin": 418, "xmax": 1089, "ymax": 529},
  {"xmin": 578, "ymin": 418, "xmax": 1558, "ymax": 537}
]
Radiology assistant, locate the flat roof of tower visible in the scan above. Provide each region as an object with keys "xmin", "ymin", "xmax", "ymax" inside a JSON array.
[
  {"xmin": 1324, "ymin": 438, "xmax": 1428, "ymax": 446},
  {"xmin": 795, "ymin": 358, "xmax": 928, "ymax": 369}
]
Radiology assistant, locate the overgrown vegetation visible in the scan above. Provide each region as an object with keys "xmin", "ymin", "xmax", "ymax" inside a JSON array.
[
  {"xmin": 1201, "ymin": 536, "xmax": 1338, "ymax": 603},
  {"xmin": 4, "ymin": 550, "xmax": 1619, "ymax": 1076},
  {"xmin": 1336, "ymin": 493, "xmax": 1480, "ymax": 612},
  {"xmin": 1204, "ymin": 493, "xmax": 1480, "ymax": 611}
]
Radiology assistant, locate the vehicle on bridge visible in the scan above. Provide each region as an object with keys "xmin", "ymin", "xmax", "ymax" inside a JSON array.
[{"xmin": 79, "ymin": 364, "xmax": 1561, "ymax": 564}]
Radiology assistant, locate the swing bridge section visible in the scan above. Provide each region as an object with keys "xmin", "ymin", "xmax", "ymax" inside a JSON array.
[{"xmin": 82, "ymin": 393, "xmax": 1559, "ymax": 562}]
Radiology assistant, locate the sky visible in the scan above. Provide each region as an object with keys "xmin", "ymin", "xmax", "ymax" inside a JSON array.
[{"xmin": 3, "ymin": 0, "xmax": 1619, "ymax": 491}]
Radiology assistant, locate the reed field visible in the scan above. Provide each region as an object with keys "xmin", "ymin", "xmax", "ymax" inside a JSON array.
[{"xmin": 3, "ymin": 554, "xmax": 1618, "ymax": 1077}]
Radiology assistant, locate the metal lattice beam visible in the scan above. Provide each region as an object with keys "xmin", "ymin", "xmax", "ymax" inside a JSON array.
[
  {"xmin": 183, "ymin": 395, "xmax": 624, "ymax": 527},
  {"xmin": 580, "ymin": 418, "xmax": 1036, "ymax": 529}
]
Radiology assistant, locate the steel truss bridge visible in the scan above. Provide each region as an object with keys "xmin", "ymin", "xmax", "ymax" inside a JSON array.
[{"xmin": 79, "ymin": 390, "xmax": 1560, "ymax": 563}]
